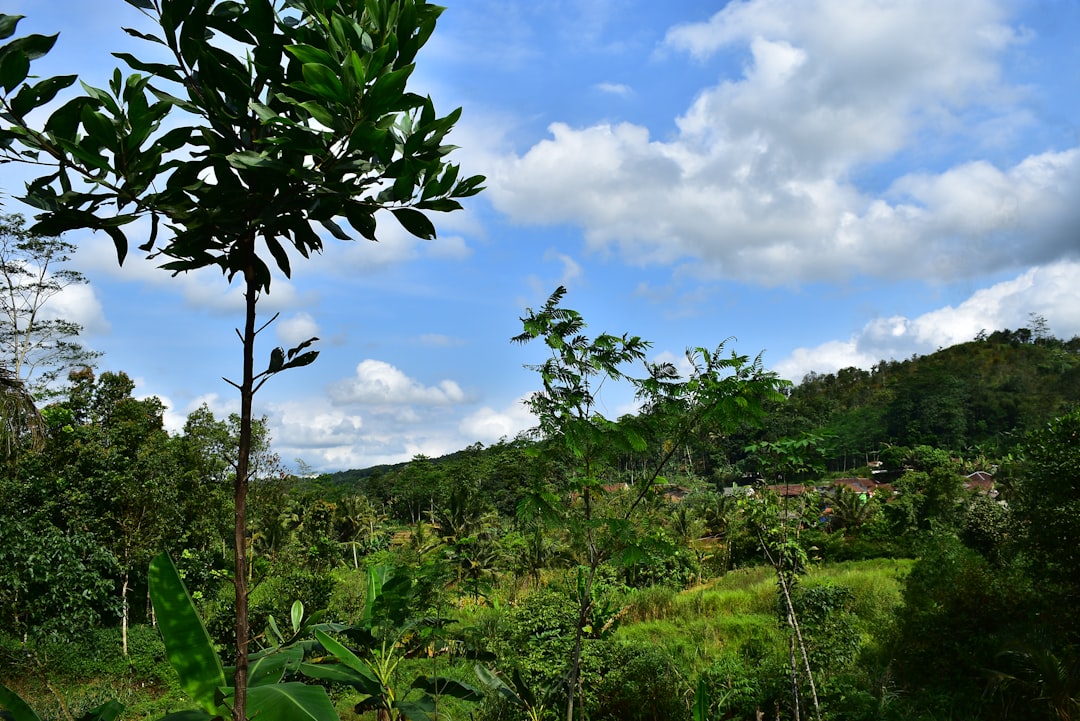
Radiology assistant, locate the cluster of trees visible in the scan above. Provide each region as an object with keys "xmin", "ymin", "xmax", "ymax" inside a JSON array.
[{"xmin": 775, "ymin": 319, "xmax": 1080, "ymax": 464}]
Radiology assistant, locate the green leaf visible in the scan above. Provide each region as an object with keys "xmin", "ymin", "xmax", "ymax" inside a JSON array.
[
  {"xmin": 391, "ymin": 207, "xmax": 435, "ymax": 240},
  {"xmin": 111, "ymin": 53, "xmax": 184, "ymax": 83},
  {"xmin": 313, "ymin": 629, "xmax": 374, "ymax": 679},
  {"xmin": 243, "ymin": 684, "xmax": 337, "ymax": 721},
  {"xmin": 395, "ymin": 698, "xmax": 435, "ymax": 721},
  {"xmin": 410, "ymin": 676, "xmax": 482, "ymax": 701},
  {"xmin": 301, "ymin": 62, "xmax": 347, "ymax": 103},
  {"xmin": 0, "ymin": 683, "xmax": 43, "ymax": 721},
  {"xmin": 0, "ymin": 15, "xmax": 23, "ymax": 42},
  {"xmin": 692, "ymin": 678, "xmax": 710, "ymax": 721},
  {"xmin": 284, "ymin": 44, "xmax": 337, "ymax": 68},
  {"xmin": 320, "ymin": 217, "xmax": 351, "ymax": 240},
  {"xmin": 148, "ymin": 553, "xmax": 226, "ymax": 715},
  {"xmin": 0, "ymin": 48, "xmax": 29, "ymax": 93},
  {"xmin": 247, "ymin": 647, "xmax": 303, "ymax": 687},
  {"xmin": 299, "ymin": 662, "xmax": 382, "ymax": 696},
  {"xmin": 268, "ymin": 347, "xmax": 285, "ymax": 373},
  {"xmin": 283, "ymin": 350, "xmax": 319, "ymax": 371},
  {"xmin": 75, "ymin": 700, "xmax": 124, "ymax": 721},
  {"xmin": 290, "ymin": 600, "xmax": 304, "ymax": 634}
]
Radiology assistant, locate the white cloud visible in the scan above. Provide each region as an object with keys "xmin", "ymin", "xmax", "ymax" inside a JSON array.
[
  {"xmin": 595, "ymin": 82, "xmax": 633, "ymax": 96},
  {"xmin": 488, "ymin": 0, "xmax": 1061, "ymax": 286},
  {"xmin": 329, "ymin": 359, "xmax": 468, "ymax": 406},
  {"xmin": 773, "ymin": 261, "xmax": 1080, "ymax": 382},
  {"xmin": 46, "ymin": 282, "xmax": 110, "ymax": 336},
  {"xmin": 459, "ymin": 394, "xmax": 537, "ymax": 444},
  {"xmin": 265, "ymin": 394, "xmax": 500, "ymax": 472},
  {"xmin": 276, "ymin": 312, "xmax": 321, "ymax": 347}
]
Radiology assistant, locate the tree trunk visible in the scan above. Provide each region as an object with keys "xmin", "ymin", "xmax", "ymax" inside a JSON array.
[
  {"xmin": 565, "ymin": 488, "xmax": 598, "ymax": 721},
  {"xmin": 121, "ymin": 570, "xmax": 130, "ymax": 657},
  {"xmin": 231, "ymin": 264, "xmax": 258, "ymax": 721}
]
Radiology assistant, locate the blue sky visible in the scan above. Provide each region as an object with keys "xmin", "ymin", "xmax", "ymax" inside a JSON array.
[{"xmin": 4, "ymin": 0, "xmax": 1080, "ymax": 471}]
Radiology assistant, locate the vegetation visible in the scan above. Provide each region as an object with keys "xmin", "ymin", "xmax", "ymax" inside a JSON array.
[{"xmin": 1, "ymin": 2, "xmax": 1080, "ymax": 721}]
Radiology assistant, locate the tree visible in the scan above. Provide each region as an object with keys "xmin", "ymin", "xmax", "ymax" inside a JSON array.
[
  {"xmin": 0, "ymin": 213, "xmax": 100, "ymax": 398},
  {"xmin": 1012, "ymin": 410, "xmax": 1080, "ymax": 642},
  {"xmin": 513, "ymin": 286, "xmax": 787, "ymax": 721},
  {"xmin": 0, "ymin": 2, "xmax": 482, "ymax": 717},
  {"xmin": 0, "ymin": 364, "xmax": 41, "ymax": 458}
]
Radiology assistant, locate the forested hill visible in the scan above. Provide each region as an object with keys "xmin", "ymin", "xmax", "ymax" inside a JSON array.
[
  {"xmin": 323, "ymin": 324, "xmax": 1080, "ymax": 489},
  {"xmin": 774, "ymin": 326, "xmax": 1080, "ymax": 461}
]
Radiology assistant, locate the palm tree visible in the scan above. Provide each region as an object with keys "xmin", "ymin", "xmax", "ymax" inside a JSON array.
[{"xmin": 0, "ymin": 365, "xmax": 42, "ymax": 458}]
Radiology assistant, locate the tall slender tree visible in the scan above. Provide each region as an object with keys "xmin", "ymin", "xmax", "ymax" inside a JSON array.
[
  {"xmin": 0, "ymin": 2, "xmax": 482, "ymax": 717},
  {"xmin": 514, "ymin": 287, "xmax": 788, "ymax": 721}
]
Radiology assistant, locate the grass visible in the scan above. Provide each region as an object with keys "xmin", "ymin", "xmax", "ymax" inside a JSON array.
[{"xmin": 615, "ymin": 558, "xmax": 911, "ymax": 679}]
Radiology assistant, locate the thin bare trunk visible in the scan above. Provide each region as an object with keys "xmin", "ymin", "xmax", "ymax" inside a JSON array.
[
  {"xmin": 121, "ymin": 570, "xmax": 129, "ymax": 657},
  {"xmin": 565, "ymin": 487, "xmax": 596, "ymax": 721},
  {"xmin": 231, "ymin": 264, "xmax": 257, "ymax": 721}
]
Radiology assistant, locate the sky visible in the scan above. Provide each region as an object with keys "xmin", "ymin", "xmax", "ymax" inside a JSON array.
[{"xmin": 3, "ymin": 0, "xmax": 1080, "ymax": 471}]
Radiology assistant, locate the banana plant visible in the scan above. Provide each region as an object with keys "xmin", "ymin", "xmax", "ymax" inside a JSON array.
[
  {"xmin": 474, "ymin": 665, "xmax": 563, "ymax": 721},
  {"xmin": 148, "ymin": 553, "xmax": 339, "ymax": 721},
  {"xmin": 0, "ymin": 686, "xmax": 123, "ymax": 721},
  {"xmin": 300, "ymin": 565, "xmax": 481, "ymax": 721}
]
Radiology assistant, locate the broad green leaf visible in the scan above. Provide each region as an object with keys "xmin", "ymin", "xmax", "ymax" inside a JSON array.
[
  {"xmin": 148, "ymin": 553, "xmax": 226, "ymax": 715},
  {"xmin": 0, "ymin": 683, "xmax": 43, "ymax": 721},
  {"xmin": 75, "ymin": 700, "xmax": 124, "ymax": 721},
  {"xmin": 0, "ymin": 49, "xmax": 29, "ymax": 93},
  {"xmin": 301, "ymin": 62, "xmax": 346, "ymax": 103},
  {"xmin": 111, "ymin": 52, "xmax": 183, "ymax": 83},
  {"xmin": 391, "ymin": 207, "xmax": 435, "ymax": 240},
  {"xmin": 320, "ymin": 217, "xmax": 351, "ymax": 240},
  {"xmin": 247, "ymin": 647, "xmax": 303, "ymax": 687},
  {"xmin": 474, "ymin": 665, "xmax": 522, "ymax": 705},
  {"xmin": 299, "ymin": 661, "xmax": 382, "ymax": 696},
  {"xmin": 0, "ymin": 15, "xmax": 23, "ymax": 42},
  {"xmin": 395, "ymin": 698, "xmax": 435, "ymax": 721},
  {"xmin": 313, "ymin": 629, "xmax": 373, "ymax": 678},
  {"xmin": 290, "ymin": 600, "xmax": 304, "ymax": 634},
  {"xmin": 692, "ymin": 678, "xmax": 709, "ymax": 721},
  {"xmin": 284, "ymin": 44, "xmax": 337, "ymax": 68},
  {"xmin": 410, "ymin": 676, "xmax": 482, "ymax": 701},
  {"xmin": 244, "ymin": 683, "xmax": 337, "ymax": 721}
]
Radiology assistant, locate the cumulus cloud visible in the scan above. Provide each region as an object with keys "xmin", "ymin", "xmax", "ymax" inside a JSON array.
[
  {"xmin": 265, "ymin": 394, "xmax": 507, "ymax": 472},
  {"xmin": 459, "ymin": 394, "xmax": 537, "ymax": 444},
  {"xmin": 276, "ymin": 312, "xmax": 321, "ymax": 347},
  {"xmin": 487, "ymin": 0, "xmax": 1065, "ymax": 285},
  {"xmin": 773, "ymin": 260, "xmax": 1080, "ymax": 382},
  {"xmin": 329, "ymin": 359, "xmax": 468, "ymax": 406}
]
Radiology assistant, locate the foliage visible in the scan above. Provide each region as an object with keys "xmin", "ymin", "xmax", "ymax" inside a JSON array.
[
  {"xmin": 513, "ymin": 286, "xmax": 787, "ymax": 721},
  {"xmin": 0, "ymin": 517, "xmax": 117, "ymax": 648},
  {"xmin": 301, "ymin": 564, "xmax": 480, "ymax": 720},
  {"xmin": 1011, "ymin": 409, "xmax": 1080, "ymax": 641}
]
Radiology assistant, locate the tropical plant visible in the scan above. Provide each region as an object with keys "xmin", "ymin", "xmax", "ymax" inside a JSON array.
[
  {"xmin": 300, "ymin": 565, "xmax": 480, "ymax": 720},
  {"xmin": 0, "ymin": 2, "xmax": 481, "ymax": 716},
  {"xmin": 513, "ymin": 286, "xmax": 788, "ymax": 721}
]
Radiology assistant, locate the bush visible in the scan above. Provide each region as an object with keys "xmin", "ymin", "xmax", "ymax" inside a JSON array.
[{"xmin": 579, "ymin": 638, "xmax": 689, "ymax": 721}]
